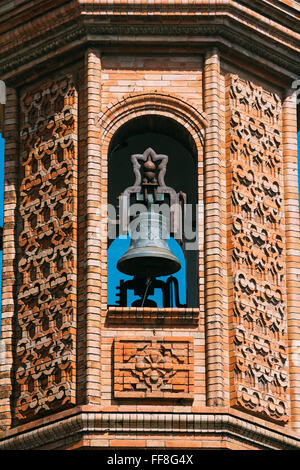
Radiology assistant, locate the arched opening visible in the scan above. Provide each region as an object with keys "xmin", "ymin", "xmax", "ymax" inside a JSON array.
[{"xmin": 107, "ymin": 115, "xmax": 199, "ymax": 308}]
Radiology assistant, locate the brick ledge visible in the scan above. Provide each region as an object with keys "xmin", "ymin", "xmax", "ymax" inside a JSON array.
[
  {"xmin": 1, "ymin": 409, "xmax": 300, "ymax": 450},
  {"xmin": 107, "ymin": 307, "xmax": 199, "ymax": 327}
]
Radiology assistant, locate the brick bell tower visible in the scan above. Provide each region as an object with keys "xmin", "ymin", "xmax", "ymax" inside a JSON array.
[{"xmin": 0, "ymin": 0, "xmax": 300, "ymax": 451}]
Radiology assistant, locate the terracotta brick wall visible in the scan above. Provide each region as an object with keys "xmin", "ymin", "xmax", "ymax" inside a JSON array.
[
  {"xmin": 101, "ymin": 55, "xmax": 203, "ymax": 110},
  {"xmin": 0, "ymin": 39, "xmax": 299, "ymax": 448},
  {"xmin": 14, "ymin": 72, "xmax": 78, "ymax": 423}
]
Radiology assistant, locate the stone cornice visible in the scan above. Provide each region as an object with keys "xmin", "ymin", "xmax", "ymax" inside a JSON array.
[
  {"xmin": 1, "ymin": 409, "xmax": 300, "ymax": 450},
  {"xmin": 78, "ymin": 1, "xmax": 300, "ymax": 40},
  {"xmin": 0, "ymin": 1, "xmax": 299, "ymax": 54},
  {"xmin": 1, "ymin": 0, "xmax": 298, "ymax": 20},
  {"xmin": 237, "ymin": 0, "xmax": 300, "ymax": 33},
  {"xmin": 0, "ymin": 22, "xmax": 299, "ymax": 86},
  {"xmin": 0, "ymin": 24, "xmax": 86, "ymax": 78},
  {"xmin": 0, "ymin": 0, "xmax": 72, "ymax": 35},
  {"xmin": 0, "ymin": 2, "xmax": 299, "ymax": 84}
]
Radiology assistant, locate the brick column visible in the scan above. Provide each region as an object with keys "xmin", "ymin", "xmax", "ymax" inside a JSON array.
[
  {"xmin": 283, "ymin": 89, "xmax": 300, "ymax": 431},
  {"xmin": 204, "ymin": 48, "xmax": 225, "ymax": 406},
  {"xmin": 0, "ymin": 88, "xmax": 18, "ymax": 429},
  {"xmin": 82, "ymin": 49, "xmax": 103, "ymax": 404}
]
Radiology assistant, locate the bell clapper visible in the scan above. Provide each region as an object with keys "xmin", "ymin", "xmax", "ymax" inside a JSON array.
[{"xmin": 141, "ymin": 276, "xmax": 152, "ymax": 308}]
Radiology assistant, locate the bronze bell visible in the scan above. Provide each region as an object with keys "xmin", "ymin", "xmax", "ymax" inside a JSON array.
[{"xmin": 117, "ymin": 212, "xmax": 181, "ymax": 278}]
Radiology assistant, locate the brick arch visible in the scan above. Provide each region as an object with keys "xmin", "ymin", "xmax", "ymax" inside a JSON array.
[
  {"xmin": 98, "ymin": 90, "xmax": 207, "ymax": 309},
  {"xmin": 96, "ymin": 90, "xmax": 209, "ymax": 153}
]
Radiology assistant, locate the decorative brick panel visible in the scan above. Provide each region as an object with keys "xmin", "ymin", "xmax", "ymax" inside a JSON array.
[
  {"xmin": 227, "ymin": 74, "xmax": 290, "ymax": 423},
  {"xmin": 114, "ymin": 337, "xmax": 194, "ymax": 399},
  {"xmin": 13, "ymin": 73, "xmax": 78, "ymax": 423}
]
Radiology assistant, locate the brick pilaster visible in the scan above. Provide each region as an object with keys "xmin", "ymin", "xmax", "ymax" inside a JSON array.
[
  {"xmin": 204, "ymin": 48, "xmax": 225, "ymax": 406},
  {"xmin": 0, "ymin": 88, "xmax": 18, "ymax": 429},
  {"xmin": 82, "ymin": 48, "xmax": 103, "ymax": 404},
  {"xmin": 283, "ymin": 89, "xmax": 300, "ymax": 431}
]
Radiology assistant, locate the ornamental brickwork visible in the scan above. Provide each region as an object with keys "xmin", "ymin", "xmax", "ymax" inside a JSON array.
[
  {"xmin": 15, "ymin": 74, "xmax": 78, "ymax": 422},
  {"xmin": 227, "ymin": 75, "xmax": 289, "ymax": 423},
  {"xmin": 113, "ymin": 337, "xmax": 194, "ymax": 399}
]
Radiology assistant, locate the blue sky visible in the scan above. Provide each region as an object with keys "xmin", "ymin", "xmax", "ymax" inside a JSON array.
[
  {"xmin": 107, "ymin": 236, "xmax": 186, "ymax": 306},
  {"xmin": 0, "ymin": 131, "xmax": 299, "ymax": 317}
]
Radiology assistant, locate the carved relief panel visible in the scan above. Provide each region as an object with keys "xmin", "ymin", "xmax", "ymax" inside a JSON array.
[
  {"xmin": 227, "ymin": 75, "xmax": 289, "ymax": 423},
  {"xmin": 14, "ymin": 75, "xmax": 78, "ymax": 422},
  {"xmin": 114, "ymin": 337, "xmax": 194, "ymax": 399}
]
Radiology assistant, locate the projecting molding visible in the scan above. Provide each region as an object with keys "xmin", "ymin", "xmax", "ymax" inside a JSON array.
[
  {"xmin": 0, "ymin": 1, "xmax": 299, "ymax": 83},
  {"xmin": 1, "ymin": 410, "xmax": 300, "ymax": 450}
]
